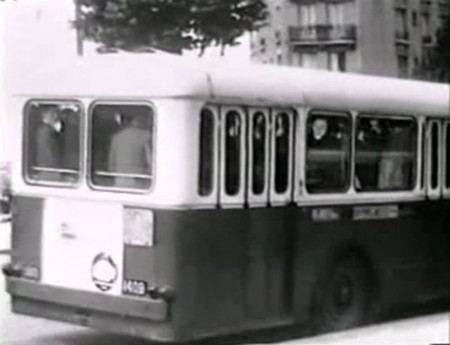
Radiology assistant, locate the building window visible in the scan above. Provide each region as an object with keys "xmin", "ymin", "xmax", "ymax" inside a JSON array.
[
  {"xmin": 90, "ymin": 103, "xmax": 154, "ymax": 190},
  {"xmin": 260, "ymin": 38, "xmax": 266, "ymax": 54},
  {"xmin": 24, "ymin": 100, "xmax": 81, "ymax": 185},
  {"xmin": 327, "ymin": 3, "xmax": 345, "ymax": 26},
  {"xmin": 275, "ymin": 30, "xmax": 282, "ymax": 46},
  {"xmin": 395, "ymin": 8, "xmax": 408, "ymax": 39},
  {"xmin": 224, "ymin": 110, "xmax": 242, "ymax": 196},
  {"xmin": 198, "ymin": 109, "xmax": 215, "ymax": 196},
  {"xmin": 306, "ymin": 112, "xmax": 351, "ymax": 194},
  {"xmin": 412, "ymin": 10, "xmax": 418, "ymax": 26},
  {"xmin": 328, "ymin": 52, "xmax": 346, "ymax": 72},
  {"xmin": 421, "ymin": 12, "xmax": 431, "ymax": 39},
  {"xmin": 398, "ymin": 55, "xmax": 409, "ymax": 78},
  {"xmin": 301, "ymin": 53, "xmax": 318, "ymax": 68},
  {"xmin": 355, "ymin": 116, "xmax": 417, "ymax": 191},
  {"xmin": 277, "ymin": 52, "xmax": 282, "ymax": 64},
  {"xmin": 299, "ymin": 4, "xmax": 317, "ymax": 26}
]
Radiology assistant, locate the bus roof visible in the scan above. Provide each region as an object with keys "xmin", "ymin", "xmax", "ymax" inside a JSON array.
[
  {"xmin": 9, "ymin": 53, "xmax": 211, "ymax": 99},
  {"xmin": 10, "ymin": 53, "xmax": 450, "ymax": 117},
  {"xmin": 209, "ymin": 62, "xmax": 450, "ymax": 116}
]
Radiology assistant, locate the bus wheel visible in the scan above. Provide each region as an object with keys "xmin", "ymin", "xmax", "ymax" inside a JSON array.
[{"xmin": 311, "ymin": 256, "xmax": 372, "ymax": 333}]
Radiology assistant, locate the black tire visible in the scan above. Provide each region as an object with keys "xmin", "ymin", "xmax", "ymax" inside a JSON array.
[{"xmin": 311, "ymin": 256, "xmax": 372, "ymax": 334}]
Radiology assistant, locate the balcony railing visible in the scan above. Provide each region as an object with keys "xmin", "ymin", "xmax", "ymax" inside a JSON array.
[
  {"xmin": 288, "ymin": 25, "xmax": 357, "ymax": 47},
  {"xmin": 395, "ymin": 30, "xmax": 410, "ymax": 42}
]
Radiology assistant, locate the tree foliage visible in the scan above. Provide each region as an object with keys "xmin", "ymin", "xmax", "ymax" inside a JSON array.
[
  {"xmin": 416, "ymin": 19, "xmax": 450, "ymax": 82},
  {"xmin": 77, "ymin": 0, "xmax": 268, "ymax": 55}
]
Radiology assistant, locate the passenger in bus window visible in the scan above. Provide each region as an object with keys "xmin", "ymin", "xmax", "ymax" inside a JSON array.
[
  {"xmin": 60, "ymin": 106, "xmax": 80, "ymax": 172},
  {"xmin": 33, "ymin": 107, "xmax": 63, "ymax": 180},
  {"xmin": 108, "ymin": 114, "xmax": 152, "ymax": 189},
  {"xmin": 378, "ymin": 124, "xmax": 411, "ymax": 189},
  {"xmin": 311, "ymin": 118, "xmax": 328, "ymax": 143},
  {"xmin": 306, "ymin": 116, "xmax": 350, "ymax": 193},
  {"xmin": 252, "ymin": 113, "xmax": 266, "ymax": 195}
]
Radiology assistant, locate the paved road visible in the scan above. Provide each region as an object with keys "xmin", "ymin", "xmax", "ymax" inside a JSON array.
[{"xmin": 1, "ymin": 251, "xmax": 449, "ymax": 345}]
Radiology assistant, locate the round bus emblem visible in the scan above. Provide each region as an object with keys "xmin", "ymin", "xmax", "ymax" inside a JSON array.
[{"xmin": 91, "ymin": 253, "xmax": 118, "ymax": 292}]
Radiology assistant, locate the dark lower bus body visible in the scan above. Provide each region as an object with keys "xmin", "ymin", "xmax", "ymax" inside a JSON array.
[{"xmin": 4, "ymin": 196, "xmax": 450, "ymax": 342}]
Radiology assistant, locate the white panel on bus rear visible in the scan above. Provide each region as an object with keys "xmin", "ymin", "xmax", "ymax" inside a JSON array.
[{"xmin": 41, "ymin": 198, "xmax": 123, "ymax": 296}]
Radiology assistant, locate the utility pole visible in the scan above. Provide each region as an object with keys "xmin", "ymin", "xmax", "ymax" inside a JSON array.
[{"xmin": 74, "ymin": 0, "xmax": 84, "ymax": 56}]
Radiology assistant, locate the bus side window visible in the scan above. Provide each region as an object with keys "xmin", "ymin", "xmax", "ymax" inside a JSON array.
[
  {"xmin": 90, "ymin": 103, "xmax": 154, "ymax": 191},
  {"xmin": 445, "ymin": 122, "xmax": 450, "ymax": 191},
  {"xmin": 305, "ymin": 112, "xmax": 351, "ymax": 194},
  {"xmin": 355, "ymin": 116, "xmax": 417, "ymax": 192},
  {"xmin": 274, "ymin": 112, "xmax": 290, "ymax": 194},
  {"xmin": 198, "ymin": 108, "xmax": 215, "ymax": 196},
  {"xmin": 24, "ymin": 101, "xmax": 81, "ymax": 185},
  {"xmin": 224, "ymin": 110, "xmax": 242, "ymax": 196},
  {"xmin": 252, "ymin": 111, "xmax": 267, "ymax": 195},
  {"xmin": 430, "ymin": 122, "xmax": 439, "ymax": 190}
]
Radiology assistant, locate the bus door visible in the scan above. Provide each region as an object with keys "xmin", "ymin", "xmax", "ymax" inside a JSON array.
[{"xmin": 243, "ymin": 107, "xmax": 295, "ymax": 318}]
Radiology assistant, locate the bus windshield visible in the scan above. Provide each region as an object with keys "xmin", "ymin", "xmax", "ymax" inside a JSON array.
[
  {"xmin": 90, "ymin": 103, "xmax": 154, "ymax": 191},
  {"xmin": 25, "ymin": 101, "xmax": 81, "ymax": 184}
]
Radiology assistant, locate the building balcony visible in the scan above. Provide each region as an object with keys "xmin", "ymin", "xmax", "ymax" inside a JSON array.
[
  {"xmin": 288, "ymin": 25, "xmax": 357, "ymax": 49},
  {"xmin": 395, "ymin": 30, "xmax": 410, "ymax": 43}
]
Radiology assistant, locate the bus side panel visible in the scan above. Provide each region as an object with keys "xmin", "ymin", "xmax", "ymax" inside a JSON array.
[
  {"xmin": 11, "ymin": 196, "xmax": 43, "ymax": 278},
  {"xmin": 147, "ymin": 208, "xmax": 293, "ymax": 339},
  {"xmin": 290, "ymin": 202, "xmax": 450, "ymax": 322}
]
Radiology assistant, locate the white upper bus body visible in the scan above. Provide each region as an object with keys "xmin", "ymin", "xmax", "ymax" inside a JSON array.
[{"xmin": 7, "ymin": 53, "xmax": 450, "ymax": 209}]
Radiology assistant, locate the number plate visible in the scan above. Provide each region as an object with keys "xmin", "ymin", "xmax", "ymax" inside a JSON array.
[{"xmin": 123, "ymin": 279, "xmax": 147, "ymax": 297}]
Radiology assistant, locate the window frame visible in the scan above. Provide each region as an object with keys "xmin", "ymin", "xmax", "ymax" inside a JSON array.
[
  {"xmin": 197, "ymin": 105, "xmax": 219, "ymax": 198},
  {"xmin": 219, "ymin": 106, "xmax": 247, "ymax": 207},
  {"xmin": 354, "ymin": 114, "xmax": 419, "ymax": 193},
  {"xmin": 87, "ymin": 99, "xmax": 157, "ymax": 194},
  {"xmin": 426, "ymin": 119, "xmax": 443, "ymax": 200},
  {"xmin": 22, "ymin": 98, "xmax": 84, "ymax": 188},
  {"xmin": 444, "ymin": 121, "xmax": 450, "ymax": 197},
  {"xmin": 304, "ymin": 109, "xmax": 353, "ymax": 196},
  {"xmin": 247, "ymin": 108, "xmax": 270, "ymax": 207},
  {"xmin": 270, "ymin": 108, "xmax": 295, "ymax": 205}
]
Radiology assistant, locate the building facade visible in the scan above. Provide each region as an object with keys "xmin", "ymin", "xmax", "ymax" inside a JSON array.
[{"xmin": 251, "ymin": 0, "xmax": 450, "ymax": 79}]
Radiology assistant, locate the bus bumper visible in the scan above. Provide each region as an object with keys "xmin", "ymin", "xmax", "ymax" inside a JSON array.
[{"xmin": 5, "ymin": 277, "xmax": 173, "ymax": 341}]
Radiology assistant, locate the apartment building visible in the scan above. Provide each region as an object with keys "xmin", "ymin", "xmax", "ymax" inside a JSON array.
[{"xmin": 251, "ymin": 0, "xmax": 450, "ymax": 79}]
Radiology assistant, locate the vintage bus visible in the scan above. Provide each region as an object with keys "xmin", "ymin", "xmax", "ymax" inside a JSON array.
[{"xmin": 2, "ymin": 54, "xmax": 450, "ymax": 342}]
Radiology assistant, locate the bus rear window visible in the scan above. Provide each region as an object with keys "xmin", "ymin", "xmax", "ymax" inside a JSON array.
[
  {"xmin": 90, "ymin": 103, "xmax": 154, "ymax": 191},
  {"xmin": 24, "ymin": 101, "xmax": 81, "ymax": 185}
]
